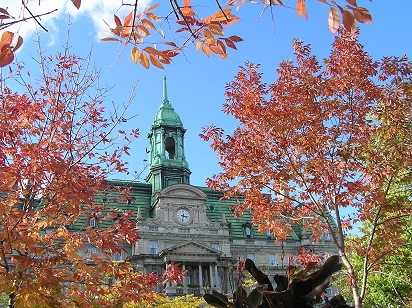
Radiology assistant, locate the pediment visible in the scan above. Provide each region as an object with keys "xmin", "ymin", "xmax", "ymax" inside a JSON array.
[
  {"xmin": 157, "ymin": 184, "xmax": 207, "ymax": 200},
  {"xmin": 160, "ymin": 241, "xmax": 220, "ymax": 257}
]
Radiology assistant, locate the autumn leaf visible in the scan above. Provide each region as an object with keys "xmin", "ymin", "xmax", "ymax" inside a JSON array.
[
  {"xmin": 342, "ymin": 10, "xmax": 356, "ymax": 33},
  {"xmin": 296, "ymin": 0, "xmax": 308, "ymax": 19},
  {"xmin": 114, "ymin": 14, "xmax": 122, "ymax": 27},
  {"xmin": 131, "ymin": 47, "xmax": 138, "ymax": 64},
  {"xmin": 208, "ymin": 24, "xmax": 224, "ymax": 36},
  {"xmin": 328, "ymin": 7, "xmax": 340, "ymax": 33},
  {"xmin": 149, "ymin": 53, "xmax": 164, "ymax": 69},
  {"xmin": 142, "ymin": 19, "xmax": 156, "ymax": 30},
  {"xmin": 71, "ymin": 0, "xmax": 81, "ymax": 9},
  {"xmin": 345, "ymin": 0, "xmax": 357, "ymax": 6},
  {"xmin": 139, "ymin": 51, "xmax": 150, "ymax": 68},
  {"xmin": 353, "ymin": 7, "xmax": 373, "ymax": 24},
  {"xmin": 136, "ymin": 25, "xmax": 150, "ymax": 37},
  {"xmin": 146, "ymin": 12, "xmax": 160, "ymax": 22}
]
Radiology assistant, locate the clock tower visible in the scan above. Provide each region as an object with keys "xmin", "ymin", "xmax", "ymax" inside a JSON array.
[{"xmin": 146, "ymin": 76, "xmax": 191, "ymax": 194}]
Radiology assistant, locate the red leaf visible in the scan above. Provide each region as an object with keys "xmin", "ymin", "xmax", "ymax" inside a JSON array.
[{"xmin": 353, "ymin": 7, "xmax": 372, "ymax": 24}]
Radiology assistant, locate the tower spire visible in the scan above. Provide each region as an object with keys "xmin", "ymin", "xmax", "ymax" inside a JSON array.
[{"xmin": 162, "ymin": 75, "xmax": 169, "ymax": 104}]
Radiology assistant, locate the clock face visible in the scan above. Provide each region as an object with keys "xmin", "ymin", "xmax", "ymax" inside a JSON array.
[{"xmin": 176, "ymin": 208, "xmax": 190, "ymax": 223}]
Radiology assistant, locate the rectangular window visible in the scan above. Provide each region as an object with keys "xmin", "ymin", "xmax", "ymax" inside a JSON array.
[
  {"xmin": 87, "ymin": 247, "xmax": 96, "ymax": 260},
  {"xmin": 113, "ymin": 251, "xmax": 122, "ymax": 261},
  {"xmin": 89, "ymin": 218, "xmax": 96, "ymax": 228},
  {"xmin": 247, "ymin": 253, "xmax": 255, "ymax": 262},
  {"xmin": 149, "ymin": 241, "xmax": 158, "ymax": 254},
  {"xmin": 269, "ymin": 254, "xmax": 276, "ymax": 266},
  {"xmin": 211, "ymin": 243, "xmax": 220, "ymax": 251}
]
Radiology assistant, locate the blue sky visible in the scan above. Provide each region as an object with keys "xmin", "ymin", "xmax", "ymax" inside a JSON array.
[{"xmin": 5, "ymin": 1, "xmax": 412, "ymax": 187}]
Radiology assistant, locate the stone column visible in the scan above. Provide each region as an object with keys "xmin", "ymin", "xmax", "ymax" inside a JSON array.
[
  {"xmin": 182, "ymin": 263, "xmax": 186, "ymax": 287},
  {"xmin": 198, "ymin": 264, "xmax": 203, "ymax": 288},
  {"xmin": 214, "ymin": 263, "xmax": 219, "ymax": 288},
  {"xmin": 209, "ymin": 264, "xmax": 214, "ymax": 287}
]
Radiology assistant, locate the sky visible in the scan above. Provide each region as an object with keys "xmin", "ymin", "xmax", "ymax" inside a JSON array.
[{"xmin": 3, "ymin": 0, "xmax": 412, "ymax": 188}]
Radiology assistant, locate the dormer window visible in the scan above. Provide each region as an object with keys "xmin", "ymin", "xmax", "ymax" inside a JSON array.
[
  {"xmin": 89, "ymin": 218, "xmax": 96, "ymax": 228},
  {"xmin": 165, "ymin": 137, "xmax": 175, "ymax": 159},
  {"xmin": 243, "ymin": 222, "xmax": 252, "ymax": 238}
]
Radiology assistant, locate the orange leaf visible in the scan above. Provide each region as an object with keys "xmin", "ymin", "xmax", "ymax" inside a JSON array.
[
  {"xmin": 144, "ymin": 46, "xmax": 161, "ymax": 56},
  {"xmin": 164, "ymin": 41, "xmax": 177, "ymax": 47},
  {"xmin": 71, "ymin": 0, "xmax": 81, "ymax": 9},
  {"xmin": 146, "ymin": 12, "xmax": 160, "ymax": 22},
  {"xmin": 296, "ymin": 0, "xmax": 308, "ymax": 19},
  {"xmin": 149, "ymin": 54, "xmax": 164, "ymax": 69},
  {"xmin": 342, "ymin": 10, "xmax": 356, "ymax": 33},
  {"xmin": 124, "ymin": 11, "xmax": 133, "ymax": 28},
  {"xmin": 99, "ymin": 37, "xmax": 121, "ymax": 42},
  {"xmin": 215, "ymin": 8, "xmax": 232, "ymax": 21},
  {"xmin": 0, "ymin": 47, "xmax": 14, "ymax": 67},
  {"xmin": 147, "ymin": 4, "xmax": 160, "ymax": 11},
  {"xmin": 210, "ymin": 44, "xmax": 224, "ymax": 55},
  {"xmin": 217, "ymin": 40, "xmax": 226, "ymax": 54},
  {"xmin": 0, "ymin": 31, "xmax": 13, "ymax": 47},
  {"xmin": 328, "ymin": 7, "xmax": 340, "ymax": 33},
  {"xmin": 114, "ymin": 14, "xmax": 122, "ymax": 27},
  {"xmin": 208, "ymin": 24, "xmax": 224, "ymax": 36},
  {"xmin": 142, "ymin": 19, "xmax": 156, "ymax": 30},
  {"xmin": 203, "ymin": 28, "xmax": 214, "ymax": 44},
  {"xmin": 132, "ymin": 33, "xmax": 143, "ymax": 43},
  {"xmin": 131, "ymin": 47, "xmax": 138, "ymax": 64},
  {"xmin": 353, "ymin": 7, "xmax": 372, "ymax": 24},
  {"xmin": 136, "ymin": 25, "xmax": 150, "ymax": 36},
  {"xmin": 181, "ymin": 7, "xmax": 195, "ymax": 17},
  {"xmin": 139, "ymin": 51, "xmax": 150, "ymax": 69},
  {"xmin": 202, "ymin": 45, "xmax": 210, "ymax": 57},
  {"xmin": 158, "ymin": 54, "xmax": 171, "ymax": 64}
]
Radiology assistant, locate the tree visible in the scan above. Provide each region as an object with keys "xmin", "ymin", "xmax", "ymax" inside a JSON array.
[
  {"xmin": 0, "ymin": 40, "xmax": 185, "ymax": 307},
  {"xmin": 200, "ymin": 29, "xmax": 412, "ymax": 308},
  {"xmin": 0, "ymin": 0, "xmax": 372, "ymax": 68},
  {"xmin": 337, "ymin": 192, "xmax": 412, "ymax": 306}
]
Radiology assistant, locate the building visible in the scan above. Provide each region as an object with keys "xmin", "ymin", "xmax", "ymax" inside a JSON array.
[{"xmin": 85, "ymin": 76, "xmax": 338, "ymax": 296}]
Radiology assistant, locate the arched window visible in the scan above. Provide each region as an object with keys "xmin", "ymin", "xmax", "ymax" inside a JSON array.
[{"xmin": 165, "ymin": 137, "xmax": 175, "ymax": 159}]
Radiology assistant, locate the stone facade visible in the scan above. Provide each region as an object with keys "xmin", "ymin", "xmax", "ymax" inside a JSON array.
[{"xmin": 85, "ymin": 76, "xmax": 338, "ymax": 297}]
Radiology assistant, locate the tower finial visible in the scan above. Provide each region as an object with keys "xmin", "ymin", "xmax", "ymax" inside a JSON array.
[{"xmin": 163, "ymin": 76, "xmax": 168, "ymax": 103}]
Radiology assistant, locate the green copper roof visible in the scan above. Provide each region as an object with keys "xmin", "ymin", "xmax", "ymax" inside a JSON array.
[{"xmin": 151, "ymin": 76, "xmax": 183, "ymax": 128}]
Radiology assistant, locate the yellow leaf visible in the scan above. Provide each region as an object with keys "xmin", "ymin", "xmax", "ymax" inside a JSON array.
[
  {"xmin": 196, "ymin": 41, "xmax": 202, "ymax": 52},
  {"xmin": 296, "ymin": 0, "xmax": 308, "ymax": 19},
  {"xmin": 131, "ymin": 47, "xmax": 139, "ymax": 64},
  {"xmin": 328, "ymin": 7, "xmax": 340, "ymax": 33},
  {"xmin": 139, "ymin": 51, "xmax": 150, "ymax": 69},
  {"xmin": 202, "ymin": 45, "xmax": 210, "ymax": 57}
]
